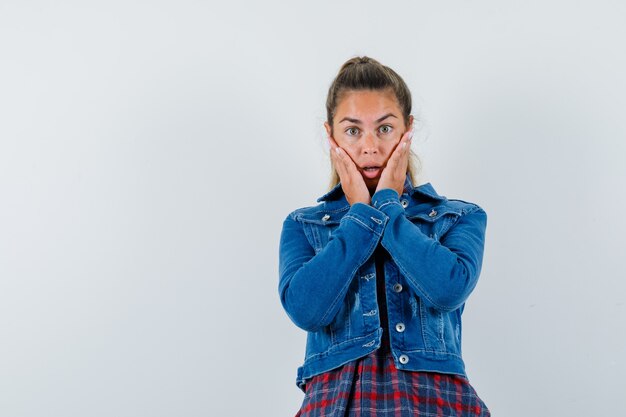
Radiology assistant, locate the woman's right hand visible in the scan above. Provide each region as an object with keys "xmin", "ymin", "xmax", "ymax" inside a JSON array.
[{"xmin": 328, "ymin": 136, "xmax": 371, "ymax": 206}]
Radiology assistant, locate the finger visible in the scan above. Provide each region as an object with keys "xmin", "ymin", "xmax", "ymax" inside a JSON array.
[
  {"xmin": 334, "ymin": 146, "xmax": 359, "ymax": 178},
  {"xmin": 401, "ymin": 129, "xmax": 412, "ymax": 150},
  {"xmin": 330, "ymin": 143, "xmax": 351, "ymax": 182},
  {"xmin": 329, "ymin": 138, "xmax": 358, "ymax": 173},
  {"xmin": 398, "ymin": 131, "xmax": 413, "ymax": 159},
  {"xmin": 388, "ymin": 132, "xmax": 410, "ymax": 165},
  {"xmin": 327, "ymin": 136, "xmax": 341, "ymax": 163},
  {"xmin": 328, "ymin": 136, "xmax": 340, "ymax": 152},
  {"xmin": 328, "ymin": 136, "xmax": 348, "ymax": 171},
  {"xmin": 390, "ymin": 131, "xmax": 409, "ymax": 156},
  {"xmin": 328, "ymin": 142, "xmax": 343, "ymax": 173},
  {"xmin": 402, "ymin": 138, "xmax": 412, "ymax": 162}
]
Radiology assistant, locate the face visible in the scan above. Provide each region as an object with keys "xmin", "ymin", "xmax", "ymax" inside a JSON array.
[{"xmin": 325, "ymin": 89, "xmax": 414, "ymax": 191}]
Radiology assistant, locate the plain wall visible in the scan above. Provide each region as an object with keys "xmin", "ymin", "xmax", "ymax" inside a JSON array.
[{"xmin": 1, "ymin": 1, "xmax": 624, "ymax": 416}]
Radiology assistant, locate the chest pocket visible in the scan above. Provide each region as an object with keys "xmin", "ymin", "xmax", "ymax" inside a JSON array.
[
  {"xmin": 297, "ymin": 212, "xmax": 345, "ymax": 254},
  {"xmin": 407, "ymin": 205, "xmax": 462, "ymax": 241}
]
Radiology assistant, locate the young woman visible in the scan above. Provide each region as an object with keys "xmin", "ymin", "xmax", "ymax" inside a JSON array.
[{"xmin": 278, "ymin": 56, "xmax": 490, "ymax": 416}]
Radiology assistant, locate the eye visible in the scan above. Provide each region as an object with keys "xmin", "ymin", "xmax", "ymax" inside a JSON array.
[
  {"xmin": 379, "ymin": 125, "xmax": 393, "ymax": 134},
  {"xmin": 345, "ymin": 127, "xmax": 360, "ymax": 136}
]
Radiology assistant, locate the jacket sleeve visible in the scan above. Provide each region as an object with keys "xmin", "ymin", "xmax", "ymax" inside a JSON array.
[
  {"xmin": 278, "ymin": 203, "xmax": 387, "ymax": 332},
  {"xmin": 371, "ymin": 188, "xmax": 487, "ymax": 312}
]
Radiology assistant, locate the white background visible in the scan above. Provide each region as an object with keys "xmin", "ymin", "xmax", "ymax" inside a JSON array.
[{"xmin": 1, "ymin": 1, "xmax": 625, "ymax": 416}]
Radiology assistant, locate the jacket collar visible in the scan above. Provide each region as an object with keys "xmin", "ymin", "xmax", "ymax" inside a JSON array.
[{"xmin": 316, "ymin": 174, "xmax": 447, "ymax": 203}]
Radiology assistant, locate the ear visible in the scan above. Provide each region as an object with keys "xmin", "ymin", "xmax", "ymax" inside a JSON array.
[
  {"xmin": 324, "ymin": 121, "xmax": 332, "ymax": 138},
  {"xmin": 407, "ymin": 115, "xmax": 414, "ymax": 131}
]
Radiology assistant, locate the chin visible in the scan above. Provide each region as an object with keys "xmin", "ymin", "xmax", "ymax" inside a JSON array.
[{"xmin": 366, "ymin": 181, "xmax": 378, "ymax": 193}]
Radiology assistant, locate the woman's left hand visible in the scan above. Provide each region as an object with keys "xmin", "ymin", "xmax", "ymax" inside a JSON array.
[{"xmin": 375, "ymin": 130, "xmax": 413, "ymax": 196}]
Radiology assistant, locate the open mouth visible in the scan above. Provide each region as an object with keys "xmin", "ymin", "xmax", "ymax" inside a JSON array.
[{"xmin": 361, "ymin": 166, "xmax": 382, "ymax": 179}]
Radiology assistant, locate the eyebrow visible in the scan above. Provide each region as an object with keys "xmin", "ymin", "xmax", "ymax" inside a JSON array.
[{"xmin": 338, "ymin": 113, "xmax": 398, "ymax": 124}]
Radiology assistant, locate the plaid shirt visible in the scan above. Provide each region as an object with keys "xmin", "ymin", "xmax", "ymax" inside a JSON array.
[{"xmin": 294, "ymin": 345, "xmax": 491, "ymax": 416}]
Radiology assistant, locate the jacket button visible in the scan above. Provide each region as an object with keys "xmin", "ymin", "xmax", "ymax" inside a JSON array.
[
  {"xmin": 322, "ymin": 214, "xmax": 330, "ymax": 221},
  {"xmin": 401, "ymin": 199, "xmax": 409, "ymax": 208},
  {"xmin": 428, "ymin": 209, "xmax": 437, "ymax": 217},
  {"xmin": 393, "ymin": 283, "xmax": 403, "ymax": 293},
  {"xmin": 399, "ymin": 354, "xmax": 409, "ymax": 364},
  {"xmin": 395, "ymin": 322, "xmax": 405, "ymax": 332}
]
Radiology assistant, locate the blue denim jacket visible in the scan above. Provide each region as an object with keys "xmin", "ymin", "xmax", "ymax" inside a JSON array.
[{"xmin": 278, "ymin": 174, "xmax": 487, "ymax": 392}]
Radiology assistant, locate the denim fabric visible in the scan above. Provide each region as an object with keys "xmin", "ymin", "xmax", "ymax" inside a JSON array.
[{"xmin": 278, "ymin": 174, "xmax": 487, "ymax": 392}]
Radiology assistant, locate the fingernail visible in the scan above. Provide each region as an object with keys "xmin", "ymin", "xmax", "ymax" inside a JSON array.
[
  {"xmin": 335, "ymin": 147, "xmax": 341, "ymax": 155},
  {"xmin": 402, "ymin": 142, "xmax": 407, "ymax": 149}
]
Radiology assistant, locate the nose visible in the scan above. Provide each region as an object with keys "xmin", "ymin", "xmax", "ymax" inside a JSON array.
[{"xmin": 362, "ymin": 131, "xmax": 378, "ymax": 155}]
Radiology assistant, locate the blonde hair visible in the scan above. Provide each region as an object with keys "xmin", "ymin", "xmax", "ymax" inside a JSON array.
[{"xmin": 325, "ymin": 56, "xmax": 422, "ymax": 191}]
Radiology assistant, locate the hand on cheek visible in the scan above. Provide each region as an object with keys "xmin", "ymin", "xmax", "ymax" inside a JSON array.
[
  {"xmin": 375, "ymin": 130, "xmax": 413, "ymax": 196},
  {"xmin": 328, "ymin": 136, "xmax": 371, "ymax": 206}
]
